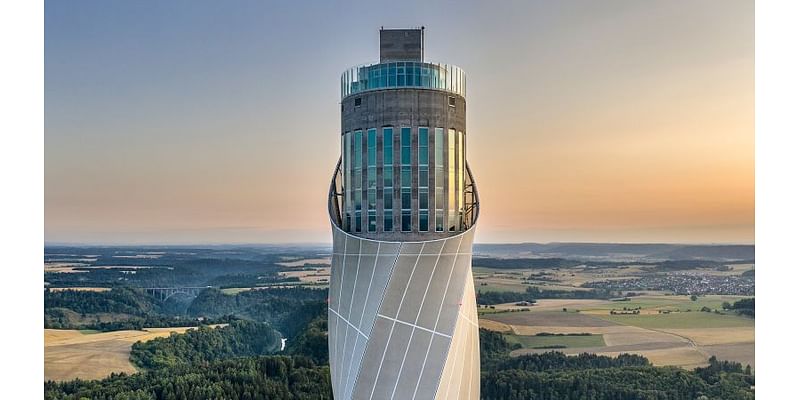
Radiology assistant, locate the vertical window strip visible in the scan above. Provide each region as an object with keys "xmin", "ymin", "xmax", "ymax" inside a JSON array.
[
  {"xmin": 354, "ymin": 130, "xmax": 362, "ymax": 232},
  {"xmin": 367, "ymin": 129, "xmax": 376, "ymax": 215},
  {"xmin": 383, "ymin": 127, "xmax": 393, "ymax": 231},
  {"xmin": 418, "ymin": 127, "xmax": 429, "ymax": 231},
  {"xmin": 448, "ymin": 129, "xmax": 456, "ymax": 231},
  {"xmin": 435, "ymin": 127, "xmax": 444, "ymax": 232},
  {"xmin": 343, "ymin": 132, "xmax": 351, "ymax": 231}
]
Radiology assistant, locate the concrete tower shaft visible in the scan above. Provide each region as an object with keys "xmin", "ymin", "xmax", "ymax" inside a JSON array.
[{"xmin": 328, "ymin": 28, "xmax": 480, "ymax": 400}]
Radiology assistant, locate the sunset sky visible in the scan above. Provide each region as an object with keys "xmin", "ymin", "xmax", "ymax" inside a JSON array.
[{"xmin": 44, "ymin": 0, "xmax": 753, "ymax": 244}]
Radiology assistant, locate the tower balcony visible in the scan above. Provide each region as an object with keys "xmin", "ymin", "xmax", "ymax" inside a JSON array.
[{"xmin": 341, "ymin": 62, "xmax": 466, "ymax": 100}]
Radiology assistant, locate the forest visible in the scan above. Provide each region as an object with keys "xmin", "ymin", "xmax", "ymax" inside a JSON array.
[
  {"xmin": 46, "ymin": 325, "xmax": 755, "ymax": 399},
  {"xmin": 45, "ymin": 286, "xmax": 326, "ymax": 336},
  {"xmin": 477, "ymin": 286, "xmax": 617, "ymax": 305}
]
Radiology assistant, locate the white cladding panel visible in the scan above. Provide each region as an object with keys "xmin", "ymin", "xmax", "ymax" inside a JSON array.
[{"xmin": 329, "ymin": 225, "xmax": 479, "ymax": 400}]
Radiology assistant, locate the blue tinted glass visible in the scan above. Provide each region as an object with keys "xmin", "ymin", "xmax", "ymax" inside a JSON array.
[
  {"xmin": 383, "ymin": 128, "xmax": 393, "ymax": 165},
  {"xmin": 401, "ymin": 127, "xmax": 411, "ymax": 145},
  {"xmin": 383, "ymin": 166, "xmax": 392, "ymax": 187},
  {"xmin": 401, "ymin": 127, "xmax": 411, "ymax": 166},
  {"xmin": 384, "ymin": 211, "xmax": 393, "ymax": 231},
  {"xmin": 401, "ymin": 167, "xmax": 411, "ymax": 187},
  {"xmin": 419, "ymin": 167, "xmax": 428, "ymax": 188},
  {"xmin": 418, "ymin": 128, "xmax": 428, "ymax": 165},
  {"xmin": 383, "ymin": 190, "xmax": 392, "ymax": 209},
  {"xmin": 368, "ymin": 129, "xmax": 376, "ymax": 166},
  {"xmin": 419, "ymin": 188, "xmax": 428, "ymax": 209}
]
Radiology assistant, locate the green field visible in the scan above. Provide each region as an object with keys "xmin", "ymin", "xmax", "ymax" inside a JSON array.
[
  {"xmin": 568, "ymin": 295, "xmax": 749, "ymax": 313},
  {"xmin": 504, "ymin": 333, "xmax": 605, "ymax": 349},
  {"xmin": 596, "ymin": 311, "xmax": 754, "ymax": 329},
  {"xmin": 475, "ymin": 281, "xmax": 529, "ymax": 293}
]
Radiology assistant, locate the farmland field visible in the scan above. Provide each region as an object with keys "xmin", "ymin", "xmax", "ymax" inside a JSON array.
[
  {"xmin": 44, "ymin": 327, "xmax": 212, "ymax": 381},
  {"xmin": 504, "ymin": 333, "xmax": 605, "ymax": 349},
  {"xmin": 480, "ymin": 296, "xmax": 755, "ymax": 369},
  {"xmin": 596, "ymin": 311, "xmax": 754, "ymax": 329}
]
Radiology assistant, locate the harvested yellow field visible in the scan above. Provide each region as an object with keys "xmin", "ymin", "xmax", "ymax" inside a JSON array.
[
  {"xmin": 600, "ymin": 346, "xmax": 710, "ymax": 369},
  {"xmin": 518, "ymin": 299, "xmax": 611, "ymax": 312},
  {"xmin": 478, "ymin": 319, "xmax": 513, "ymax": 333},
  {"xmin": 44, "ymin": 263, "xmax": 89, "ymax": 273},
  {"xmin": 279, "ymin": 267, "xmax": 331, "ymax": 283},
  {"xmin": 48, "ymin": 287, "xmax": 111, "ymax": 292},
  {"xmin": 488, "ymin": 304, "xmax": 754, "ymax": 369},
  {"xmin": 700, "ymin": 342, "xmax": 755, "ymax": 369},
  {"xmin": 45, "ymin": 327, "xmax": 207, "ymax": 382},
  {"xmin": 276, "ymin": 257, "xmax": 331, "ymax": 267},
  {"xmin": 661, "ymin": 327, "xmax": 754, "ymax": 346}
]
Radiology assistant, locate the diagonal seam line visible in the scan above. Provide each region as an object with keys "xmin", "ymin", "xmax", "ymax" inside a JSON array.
[
  {"xmin": 368, "ymin": 243, "xmax": 425, "ymax": 400},
  {"xmin": 357, "ymin": 242, "xmax": 381, "ymax": 330},
  {"xmin": 331, "ymin": 235, "xmax": 348, "ymax": 397},
  {"xmin": 412, "ymin": 234, "xmax": 465, "ymax": 400},
  {"xmin": 349, "ymin": 243, "xmax": 401, "ymax": 400},
  {"xmin": 336, "ymin": 240, "xmax": 360, "ymax": 393},
  {"xmin": 377, "ymin": 314, "xmax": 451, "ymax": 338},
  {"xmin": 342, "ymin": 241, "xmax": 364, "ymax": 397},
  {"xmin": 458, "ymin": 310, "xmax": 479, "ymax": 328},
  {"xmin": 389, "ymin": 238, "xmax": 447, "ymax": 400},
  {"xmin": 329, "ymin": 307, "xmax": 369, "ymax": 339}
]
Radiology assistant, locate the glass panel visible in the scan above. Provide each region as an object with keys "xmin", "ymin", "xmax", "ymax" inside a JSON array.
[
  {"xmin": 368, "ymin": 189, "xmax": 376, "ymax": 210},
  {"xmin": 343, "ymin": 132, "xmax": 350, "ymax": 231},
  {"xmin": 341, "ymin": 62, "xmax": 466, "ymax": 99},
  {"xmin": 367, "ymin": 129, "xmax": 376, "ymax": 166},
  {"xmin": 448, "ymin": 129, "xmax": 456, "ymax": 232},
  {"xmin": 354, "ymin": 130, "xmax": 362, "ymax": 218},
  {"xmin": 401, "ymin": 189, "xmax": 411, "ymax": 210},
  {"xmin": 354, "ymin": 130, "xmax": 362, "ymax": 190},
  {"xmin": 383, "ymin": 190, "xmax": 392, "ymax": 210},
  {"xmin": 419, "ymin": 187, "xmax": 428, "ymax": 210},
  {"xmin": 418, "ymin": 127, "xmax": 428, "ymax": 165},
  {"xmin": 368, "ymin": 212, "xmax": 376, "ymax": 232},
  {"xmin": 383, "ymin": 128, "xmax": 393, "ymax": 165},
  {"xmin": 382, "ymin": 127, "xmax": 393, "ymax": 214},
  {"xmin": 401, "ymin": 127, "xmax": 411, "ymax": 165},
  {"xmin": 419, "ymin": 210, "xmax": 429, "ymax": 232},
  {"xmin": 402, "ymin": 211, "xmax": 411, "ymax": 232},
  {"xmin": 383, "ymin": 210, "xmax": 393, "ymax": 231},
  {"xmin": 434, "ymin": 127, "xmax": 444, "ymax": 232}
]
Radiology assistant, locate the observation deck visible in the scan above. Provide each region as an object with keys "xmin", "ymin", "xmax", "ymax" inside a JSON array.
[{"xmin": 341, "ymin": 62, "xmax": 466, "ymax": 100}]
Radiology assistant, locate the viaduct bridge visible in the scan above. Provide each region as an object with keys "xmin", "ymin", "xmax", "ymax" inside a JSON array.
[{"xmin": 143, "ymin": 286, "xmax": 212, "ymax": 301}]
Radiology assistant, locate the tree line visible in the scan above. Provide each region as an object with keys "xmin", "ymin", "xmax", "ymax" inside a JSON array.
[{"xmin": 477, "ymin": 286, "xmax": 618, "ymax": 305}]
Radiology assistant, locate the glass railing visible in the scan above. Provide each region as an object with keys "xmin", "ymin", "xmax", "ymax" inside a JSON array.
[{"xmin": 341, "ymin": 62, "xmax": 466, "ymax": 99}]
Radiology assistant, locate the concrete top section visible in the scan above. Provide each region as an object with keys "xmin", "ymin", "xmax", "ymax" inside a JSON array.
[{"xmin": 380, "ymin": 28, "xmax": 424, "ymax": 62}]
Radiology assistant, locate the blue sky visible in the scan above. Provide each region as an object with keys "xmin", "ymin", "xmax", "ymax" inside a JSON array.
[{"xmin": 45, "ymin": 0, "xmax": 753, "ymax": 244}]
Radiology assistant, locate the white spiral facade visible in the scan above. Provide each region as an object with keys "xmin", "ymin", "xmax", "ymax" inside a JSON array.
[{"xmin": 328, "ymin": 222, "xmax": 479, "ymax": 400}]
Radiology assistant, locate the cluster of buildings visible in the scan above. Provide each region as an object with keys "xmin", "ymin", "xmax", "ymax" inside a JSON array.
[{"xmin": 583, "ymin": 273, "xmax": 755, "ymax": 296}]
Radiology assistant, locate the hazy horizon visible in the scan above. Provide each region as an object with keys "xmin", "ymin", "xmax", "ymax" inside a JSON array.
[
  {"xmin": 43, "ymin": 239, "xmax": 755, "ymax": 247},
  {"xmin": 45, "ymin": 0, "xmax": 754, "ymax": 245}
]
